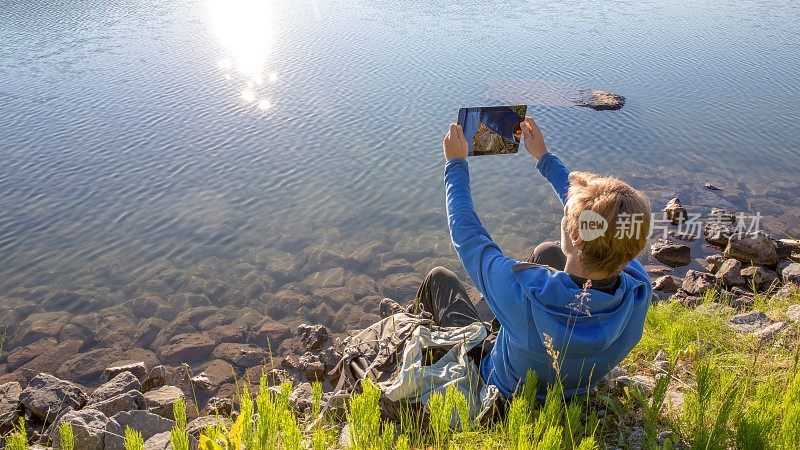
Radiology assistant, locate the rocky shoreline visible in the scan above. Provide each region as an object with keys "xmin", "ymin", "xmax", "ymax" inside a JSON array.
[
  {"xmin": 1, "ymin": 322, "xmax": 345, "ymax": 449},
  {"xmin": 2, "ymin": 192, "xmax": 800, "ymax": 448}
]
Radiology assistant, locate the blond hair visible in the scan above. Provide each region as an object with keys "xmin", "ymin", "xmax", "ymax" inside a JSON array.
[{"xmin": 564, "ymin": 171, "xmax": 651, "ymax": 276}]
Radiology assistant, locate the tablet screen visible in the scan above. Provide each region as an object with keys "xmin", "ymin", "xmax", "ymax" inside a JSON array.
[{"xmin": 457, "ymin": 105, "xmax": 528, "ymax": 156}]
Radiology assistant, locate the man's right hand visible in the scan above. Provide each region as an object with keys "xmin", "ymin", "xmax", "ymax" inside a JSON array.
[{"xmin": 521, "ymin": 116, "xmax": 549, "ymax": 160}]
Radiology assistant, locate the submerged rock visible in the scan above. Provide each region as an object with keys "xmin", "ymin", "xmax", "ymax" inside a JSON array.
[
  {"xmin": 573, "ymin": 90, "xmax": 626, "ymax": 111},
  {"xmin": 381, "ymin": 272, "xmax": 424, "ymax": 300},
  {"xmin": 211, "ymin": 343, "xmax": 268, "ymax": 368},
  {"xmin": 158, "ymin": 333, "xmax": 216, "ymax": 364}
]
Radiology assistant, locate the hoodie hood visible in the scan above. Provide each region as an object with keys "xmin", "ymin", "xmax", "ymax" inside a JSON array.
[{"xmin": 513, "ymin": 266, "xmax": 651, "ymax": 355}]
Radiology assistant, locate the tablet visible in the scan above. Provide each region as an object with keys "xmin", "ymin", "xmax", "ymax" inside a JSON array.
[{"xmin": 457, "ymin": 105, "xmax": 527, "ymax": 156}]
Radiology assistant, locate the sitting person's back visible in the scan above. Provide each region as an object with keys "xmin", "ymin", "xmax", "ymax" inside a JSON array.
[{"xmin": 441, "ymin": 117, "xmax": 653, "ymax": 398}]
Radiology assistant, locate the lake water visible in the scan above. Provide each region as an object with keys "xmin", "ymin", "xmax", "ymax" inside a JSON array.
[{"xmin": 1, "ymin": 0, "xmax": 799, "ymax": 383}]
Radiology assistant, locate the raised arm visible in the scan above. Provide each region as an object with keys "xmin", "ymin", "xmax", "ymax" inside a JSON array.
[
  {"xmin": 521, "ymin": 116, "xmax": 570, "ymax": 205},
  {"xmin": 442, "ymin": 124, "xmax": 531, "ymax": 335}
]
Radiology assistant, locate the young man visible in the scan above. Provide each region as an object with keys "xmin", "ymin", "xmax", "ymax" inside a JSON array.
[{"xmin": 411, "ymin": 116, "xmax": 653, "ymax": 398}]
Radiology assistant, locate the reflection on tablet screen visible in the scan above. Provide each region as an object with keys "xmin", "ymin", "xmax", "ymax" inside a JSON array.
[{"xmin": 457, "ymin": 105, "xmax": 528, "ymax": 156}]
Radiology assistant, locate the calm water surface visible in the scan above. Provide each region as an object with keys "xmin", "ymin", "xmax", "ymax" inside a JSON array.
[{"xmin": 1, "ymin": 0, "xmax": 799, "ymax": 371}]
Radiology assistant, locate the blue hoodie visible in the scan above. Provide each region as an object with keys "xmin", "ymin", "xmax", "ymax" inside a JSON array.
[{"xmin": 444, "ymin": 153, "xmax": 652, "ymax": 398}]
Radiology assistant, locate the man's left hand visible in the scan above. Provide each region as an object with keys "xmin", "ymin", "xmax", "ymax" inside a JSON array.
[{"xmin": 443, "ymin": 123, "xmax": 468, "ymax": 161}]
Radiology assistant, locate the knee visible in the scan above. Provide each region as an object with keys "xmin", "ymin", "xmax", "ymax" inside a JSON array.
[
  {"xmin": 533, "ymin": 241, "xmax": 561, "ymax": 256},
  {"xmin": 427, "ymin": 266, "xmax": 456, "ymax": 281},
  {"xmin": 532, "ymin": 241, "xmax": 566, "ymax": 270}
]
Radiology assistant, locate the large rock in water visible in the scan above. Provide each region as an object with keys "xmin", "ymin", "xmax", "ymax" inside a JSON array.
[
  {"xmin": 724, "ymin": 232, "xmax": 779, "ymax": 266},
  {"xmin": 211, "ymin": 343, "xmax": 268, "ymax": 368},
  {"xmin": 50, "ymin": 409, "xmax": 111, "ymax": 450},
  {"xmin": 651, "ymin": 241, "xmax": 692, "ymax": 267},
  {"xmin": 20, "ymin": 373, "xmax": 87, "ymax": 422},
  {"xmin": 0, "ymin": 382, "xmax": 22, "ymax": 434},
  {"xmin": 573, "ymin": 90, "xmax": 626, "ymax": 110}
]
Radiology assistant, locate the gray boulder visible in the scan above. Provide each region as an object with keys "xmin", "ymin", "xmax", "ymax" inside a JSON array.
[
  {"xmin": 740, "ymin": 266, "xmax": 779, "ymax": 291},
  {"xmin": 780, "ymin": 262, "xmax": 800, "ymax": 285},
  {"xmin": 0, "ymin": 381, "xmax": 22, "ymax": 433},
  {"xmin": 91, "ymin": 390, "xmax": 146, "ymax": 417},
  {"xmin": 20, "ymin": 373, "xmax": 87, "ymax": 423},
  {"xmin": 681, "ymin": 270, "xmax": 716, "ymax": 296},
  {"xmin": 715, "ymin": 259, "xmax": 745, "ymax": 287},
  {"xmin": 705, "ymin": 254, "xmax": 726, "ymax": 273},
  {"xmin": 756, "ymin": 322, "xmax": 787, "ymax": 342},
  {"xmin": 143, "ymin": 430, "xmax": 198, "ymax": 450},
  {"xmin": 105, "ymin": 410, "xmax": 176, "ymax": 450},
  {"xmin": 143, "ymin": 385, "xmax": 184, "ymax": 420},
  {"xmin": 50, "ymin": 408, "xmax": 111, "ymax": 450},
  {"xmin": 724, "ymin": 232, "xmax": 779, "ymax": 266},
  {"xmin": 102, "ymin": 362, "xmax": 148, "ymax": 382},
  {"xmin": 729, "ymin": 310, "xmax": 772, "ymax": 333},
  {"xmin": 651, "ymin": 241, "xmax": 691, "ymax": 268},
  {"xmin": 787, "ymin": 305, "xmax": 800, "ymax": 324},
  {"xmin": 88, "ymin": 371, "xmax": 142, "ymax": 404},
  {"xmin": 142, "ymin": 365, "xmax": 169, "ymax": 392},
  {"xmin": 704, "ymin": 223, "xmax": 734, "ymax": 247},
  {"xmin": 662, "ymin": 197, "xmax": 688, "ymax": 225},
  {"xmin": 297, "ymin": 324, "xmax": 330, "ymax": 352}
]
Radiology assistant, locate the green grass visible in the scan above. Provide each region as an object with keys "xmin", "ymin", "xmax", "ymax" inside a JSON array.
[
  {"xmin": 58, "ymin": 421, "xmax": 74, "ymax": 450},
  {"xmin": 124, "ymin": 427, "xmax": 145, "ymax": 450}
]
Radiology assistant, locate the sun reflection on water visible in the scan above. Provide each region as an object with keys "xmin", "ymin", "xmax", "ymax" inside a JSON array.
[{"xmin": 209, "ymin": 0, "xmax": 278, "ymax": 112}]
